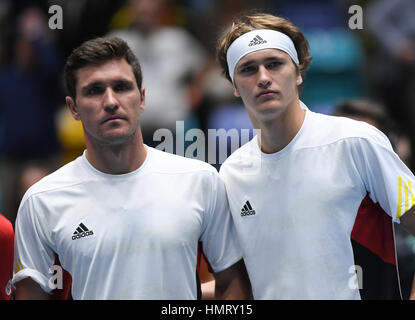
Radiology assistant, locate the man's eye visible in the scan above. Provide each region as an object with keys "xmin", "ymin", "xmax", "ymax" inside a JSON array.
[
  {"xmin": 86, "ymin": 87, "xmax": 103, "ymax": 96},
  {"xmin": 267, "ymin": 61, "xmax": 282, "ymax": 69},
  {"xmin": 239, "ymin": 65, "xmax": 256, "ymax": 74},
  {"xmin": 114, "ymin": 83, "xmax": 132, "ymax": 92}
]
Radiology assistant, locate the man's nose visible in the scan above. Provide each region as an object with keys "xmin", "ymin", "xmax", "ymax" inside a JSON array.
[
  {"xmin": 257, "ymin": 65, "xmax": 272, "ymax": 88},
  {"xmin": 103, "ymin": 87, "xmax": 119, "ymax": 111}
]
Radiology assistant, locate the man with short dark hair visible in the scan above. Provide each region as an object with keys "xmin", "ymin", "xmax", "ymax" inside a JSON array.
[{"xmin": 12, "ymin": 37, "xmax": 252, "ymax": 300}]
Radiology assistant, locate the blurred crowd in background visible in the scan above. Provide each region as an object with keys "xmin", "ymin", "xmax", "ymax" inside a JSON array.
[{"xmin": 1, "ymin": 0, "xmax": 415, "ymax": 298}]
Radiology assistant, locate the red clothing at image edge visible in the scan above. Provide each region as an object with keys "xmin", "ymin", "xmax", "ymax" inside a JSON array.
[{"xmin": 0, "ymin": 214, "xmax": 14, "ymax": 300}]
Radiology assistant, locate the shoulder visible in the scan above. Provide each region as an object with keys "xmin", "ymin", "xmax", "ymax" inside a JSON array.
[
  {"xmin": 219, "ymin": 138, "xmax": 257, "ymax": 174},
  {"xmin": 20, "ymin": 157, "xmax": 85, "ymax": 204},
  {"xmin": 0, "ymin": 214, "xmax": 13, "ymax": 238},
  {"xmin": 304, "ymin": 111, "xmax": 392, "ymax": 150}
]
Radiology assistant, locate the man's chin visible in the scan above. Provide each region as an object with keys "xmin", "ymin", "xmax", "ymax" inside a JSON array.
[
  {"xmin": 99, "ymin": 131, "xmax": 136, "ymax": 146},
  {"xmin": 255, "ymin": 106, "xmax": 283, "ymax": 121}
]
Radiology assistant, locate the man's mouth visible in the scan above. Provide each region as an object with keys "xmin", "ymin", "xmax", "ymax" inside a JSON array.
[
  {"xmin": 256, "ymin": 90, "xmax": 279, "ymax": 98},
  {"xmin": 102, "ymin": 115, "xmax": 126, "ymax": 124}
]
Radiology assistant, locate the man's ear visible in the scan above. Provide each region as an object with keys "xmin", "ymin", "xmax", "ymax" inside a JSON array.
[
  {"xmin": 139, "ymin": 87, "xmax": 145, "ymax": 111},
  {"xmin": 66, "ymin": 96, "xmax": 80, "ymax": 121},
  {"xmin": 296, "ymin": 73, "xmax": 303, "ymax": 86},
  {"xmin": 233, "ymin": 83, "xmax": 240, "ymax": 98}
]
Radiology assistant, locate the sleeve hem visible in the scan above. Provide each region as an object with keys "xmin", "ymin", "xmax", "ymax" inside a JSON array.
[{"xmin": 12, "ymin": 268, "xmax": 53, "ymax": 294}]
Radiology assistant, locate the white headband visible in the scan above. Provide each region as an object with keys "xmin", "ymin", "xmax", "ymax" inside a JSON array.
[{"xmin": 226, "ymin": 29, "xmax": 300, "ymax": 83}]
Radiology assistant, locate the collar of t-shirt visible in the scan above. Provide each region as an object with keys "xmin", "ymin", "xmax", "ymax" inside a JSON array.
[
  {"xmin": 253, "ymin": 101, "xmax": 311, "ymax": 160},
  {"xmin": 80, "ymin": 145, "xmax": 151, "ymax": 179}
]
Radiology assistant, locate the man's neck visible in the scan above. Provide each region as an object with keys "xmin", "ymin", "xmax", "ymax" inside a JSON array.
[
  {"xmin": 85, "ymin": 133, "xmax": 147, "ymax": 175},
  {"xmin": 256, "ymin": 99, "xmax": 306, "ymax": 154}
]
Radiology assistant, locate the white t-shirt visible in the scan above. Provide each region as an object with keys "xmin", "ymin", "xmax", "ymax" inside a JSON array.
[
  {"xmin": 13, "ymin": 146, "xmax": 242, "ymax": 299},
  {"xmin": 219, "ymin": 108, "xmax": 415, "ymax": 300}
]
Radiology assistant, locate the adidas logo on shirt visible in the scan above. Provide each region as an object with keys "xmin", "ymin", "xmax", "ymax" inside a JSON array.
[
  {"xmin": 72, "ymin": 223, "xmax": 94, "ymax": 240},
  {"xmin": 248, "ymin": 35, "xmax": 267, "ymax": 47},
  {"xmin": 241, "ymin": 201, "xmax": 256, "ymax": 217}
]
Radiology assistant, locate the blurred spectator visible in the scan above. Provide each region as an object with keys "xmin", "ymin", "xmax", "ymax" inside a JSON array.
[
  {"xmin": 333, "ymin": 98, "xmax": 415, "ymax": 300},
  {"xmin": 108, "ymin": 0, "xmax": 210, "ymax": 148},
  {"xmin": 0, "ymin": 7, "xmax": 63, "ymax": 226},
  {"xmin": 366, "ymin": 0, "xmax": 415, "ymax": 172}
]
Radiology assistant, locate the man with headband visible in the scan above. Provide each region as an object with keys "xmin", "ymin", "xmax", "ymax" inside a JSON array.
[{"xmin": 216, "ymin": 13, "xmax": 415, "ymax": 299}]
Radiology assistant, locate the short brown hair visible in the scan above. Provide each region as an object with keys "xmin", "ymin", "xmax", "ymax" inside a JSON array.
[
  {"xmin": 64, "ymin": 37, "xmax": 143, "ymax": 98},
  {"xmin": 216, "ymin": 13, "xmax": 312, "ymax": 83}
]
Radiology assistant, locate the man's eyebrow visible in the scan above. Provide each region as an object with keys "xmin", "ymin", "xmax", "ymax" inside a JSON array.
[
  {"xmin": 111, "ymin": 78, "xmax": 134, "ymax": 85},
  {"xmin": 82, "ymin": 80, "xmax": 104, "ymax": 88},
  {"xmin": 264, "ymin": 56, "xmax": 285, "ymax": 61},
  {"xmin": 81, "ymin": 81, "xmax": 105, "ymax": 93},
  {"xmin": 239, "ymin": 55, "xmax": 286, "ymax": 68},
  {"xmin": 80, "ymin": 81, "xmax": 104, "ymax": 93},
  {"xmin": 81, "ymin": 78, "xmax": 134, "ymax": 91},
  {"xmin": 238, "ymin": 60, "xmax": 255, "ymax": 69}
]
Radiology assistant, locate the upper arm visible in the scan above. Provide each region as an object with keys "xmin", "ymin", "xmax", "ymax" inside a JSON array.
[
  {"xmin": 200, "ymin": 171, "xmax": 243, "ymax": 273},
  {"xmin": 15, "ymin": 277, "xmax": 52, "ymax": 300},
  {"xmin": 213, "ymin": 259, "xmax": 252, "ymax": 300},
  {"xmin": 350, "ymin": 135, "xmax": 415, "ymax": 221},
  {"xmin": 13, "ymin": 198, "xmax": 56, "ymax": 295}
]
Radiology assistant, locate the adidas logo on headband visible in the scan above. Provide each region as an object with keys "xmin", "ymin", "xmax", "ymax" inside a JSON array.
[
  {"xmin": 248, "ymin": 35, "xmax": 267, "ymax": 47},
  {"xmin": 226, "ymin": 29, "xmax": 299, "ymax": 83}
]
